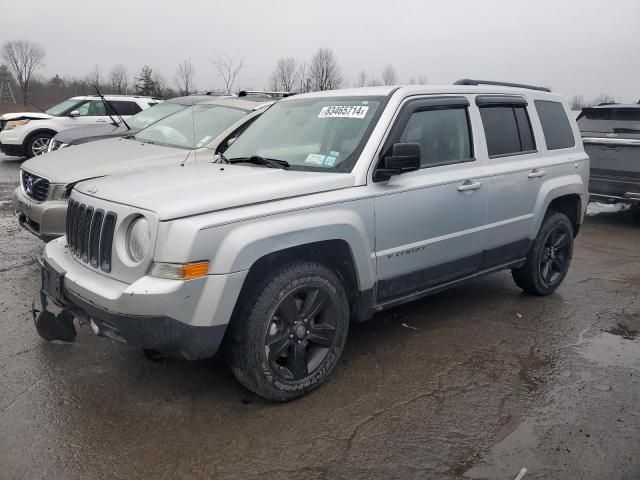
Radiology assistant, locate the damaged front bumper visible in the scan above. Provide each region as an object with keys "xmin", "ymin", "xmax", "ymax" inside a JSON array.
[{"xmin": 37, "ymin": 239, "xmax": 246, "ymax": 360}]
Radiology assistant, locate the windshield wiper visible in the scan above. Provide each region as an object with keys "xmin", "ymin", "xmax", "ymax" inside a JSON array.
[{"xmin": 227, "ymin": 156, "xmax": 289, "ymax": 169}]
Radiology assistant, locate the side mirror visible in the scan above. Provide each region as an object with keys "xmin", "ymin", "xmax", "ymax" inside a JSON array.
[
  {"xmin": 68, "ymin": 110, "xmax": 80, "ymax": 118},
  {"xmin": 375, "ymin": 142, "xmax": 421, "ymax": 181}
]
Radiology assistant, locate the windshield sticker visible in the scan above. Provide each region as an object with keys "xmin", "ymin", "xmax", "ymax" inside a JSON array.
[
  {"xmin": 305, "ymin": 154, "xmax": 326, "ymax": 165},
  {"xmin": 323, "ymin": 156, "xmax": 337, "ymax": 167},
  {"xmin": 318, "ymin": 105, "xmax": 369, "ymax": 119},
  {"xmin": 329, "ymin": 151, "xmax": 340, "ymax": 157}
]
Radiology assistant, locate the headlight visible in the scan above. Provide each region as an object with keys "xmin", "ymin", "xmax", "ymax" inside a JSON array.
[
  {"xmin": 49, "ymin": 184, "xmax": 69, "ymax": 200},
  {"xmin": 126, "ymin": 216, "xmax": 151, "ymax": 263},
  {"xmin": 5, "ymin": 119, "xmax": 29, "ymax": 130}
]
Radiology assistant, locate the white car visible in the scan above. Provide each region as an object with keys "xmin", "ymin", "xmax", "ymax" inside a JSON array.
[{"xmin": 0, "ymin": 95, "xmax": 160, "ymax": 158}]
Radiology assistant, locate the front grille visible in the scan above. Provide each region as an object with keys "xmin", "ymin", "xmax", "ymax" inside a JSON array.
[
  {"xmin": 66, "ymin": 200, "xmax": 117, "ymax": 273},
  {"xmin": 22, "ymin": 170, "xmax": 50, "ymax": 202}
]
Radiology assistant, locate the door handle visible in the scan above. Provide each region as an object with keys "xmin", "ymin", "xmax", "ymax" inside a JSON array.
[
  {"xmin": 528, "ymin": 169, "xmax": 546, "ymax": 178},
  {"xmin": 96, "ymin": 119, "xmax": 107, "ymax": 123},
  {"xmin": 457, "ymin": 180, "xmax": 483, "ymax": 192}
]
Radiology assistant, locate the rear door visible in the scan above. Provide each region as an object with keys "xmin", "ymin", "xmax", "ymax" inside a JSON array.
[
  {"xmin": 476, "ymin": 95, "xmax": 543, "ymax": 267},
  {"xmin": 371, "ymin": 96, "xmax": 489, "ymax": 304}
]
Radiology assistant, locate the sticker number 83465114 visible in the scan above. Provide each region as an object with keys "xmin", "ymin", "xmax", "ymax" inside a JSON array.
[{"xmin": 318, "ymin": 105, "xmax": 369, "ymax": 119}]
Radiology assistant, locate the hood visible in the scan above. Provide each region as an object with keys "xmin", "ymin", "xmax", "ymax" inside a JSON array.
[
  {"xmin": 21, "ymin": 137, "xmax": 191, "ymax": 184},
  {"xmin": 54, "ymin": 124, "xmax": 136, "ymax": 145},
  {"xmin": 1, "ymin": 112, "xmax": 52, "ymax": 121},
  {"xmin": 75, "ymin": 164, "xmax": 356, "ymax": 220}
]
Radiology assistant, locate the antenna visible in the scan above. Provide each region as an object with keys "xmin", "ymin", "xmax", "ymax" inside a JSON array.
[{"xmin": 0, "ymin": 65, "xmax": 16, "ymax": 104}]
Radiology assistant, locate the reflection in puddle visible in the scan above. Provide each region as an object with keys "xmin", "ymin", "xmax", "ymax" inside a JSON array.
[{"xmin": 578, "ymin": 330, "xmax": 640, "ymax": 372}]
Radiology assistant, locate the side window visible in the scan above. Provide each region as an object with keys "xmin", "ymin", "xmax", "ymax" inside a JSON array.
[
  {"xmin": 535, "ymin": 100, "xmax": 575, "ymax": 150},
  {"xmin": 109, "ymin": 101, "xmax": 142, "ymax": 116},
  {"xmin": 76, "ymin": 100, "xmax": 106, "ymax": 116},
  {"xmin": 398, "ymin": 107, "xmax": 473, "ymax": 167},
  {"xmin": 479, "ymin": 105, "xmax": 536, "ymax": 157}
]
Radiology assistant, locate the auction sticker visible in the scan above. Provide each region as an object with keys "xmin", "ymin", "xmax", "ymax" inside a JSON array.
[
  {"xmin": 318, "ymin": 105, "xmax": 369, "ymax": 119},
  {"xmin": 305, "ymin": 154, "xmax": 326, "ymax": 165}
]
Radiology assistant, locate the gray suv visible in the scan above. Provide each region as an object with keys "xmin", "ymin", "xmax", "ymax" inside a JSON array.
[{"xmin": 37, "ymin": 81, "xmax": 589, "ymax": 401}]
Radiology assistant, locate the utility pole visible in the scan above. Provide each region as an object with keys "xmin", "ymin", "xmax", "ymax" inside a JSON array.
[{"xmin": 0, "ymin": 65, "xmax": 16, "ymax": 104}]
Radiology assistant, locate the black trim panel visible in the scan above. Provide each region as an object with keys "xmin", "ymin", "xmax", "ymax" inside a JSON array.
[{"xmin": 376, "ymin": 239, "xmax": 532, "ymax": 304}]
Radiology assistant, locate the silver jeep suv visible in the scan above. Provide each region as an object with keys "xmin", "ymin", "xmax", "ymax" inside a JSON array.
[{"xmin": 37, "ymin": 81, "xmax": 589, "ymax": 401}]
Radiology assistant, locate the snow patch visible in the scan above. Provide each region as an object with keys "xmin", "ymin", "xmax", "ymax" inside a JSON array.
[{"xmin": 586, "ymin": 202, "xmax": 631, "ymax": 216}]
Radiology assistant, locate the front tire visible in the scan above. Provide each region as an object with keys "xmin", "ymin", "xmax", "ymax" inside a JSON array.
[
  {"xmin": 26, "ymin": 132, "xmax": 54, "ymax": 158},
  {"xmin": 512, "ymin": 211, "xmax": 574, "ymax": 295},
  {"xmin": 227, "ymin": 261, "xmax": 350, "ymax": 401}
]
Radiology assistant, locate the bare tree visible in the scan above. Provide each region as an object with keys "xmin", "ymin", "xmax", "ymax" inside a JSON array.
[
  {"xmin": 175, "ymin": 58, "xmax": 195, "ymax": 96},
  {"xmin": 269, "ymin": 57, "xmax": 298, "ymax": 92},
  {"xmin": 211, "ymin": 54, "xmax": 244, "ymax": 93},
  {"xmin": 417, "ymin": 75, "xmax": 428, "ymax": 85},
  {"xmin": 2, "ymin": 40, "xmax": 45, "ymax": 105},
  {"xmin": 355, "ymin": 70, "xmax": 368, "ymax": 87},
  {"xmin": 308, "ymin": 48, "xmax": 342, "ymax": 91},
  {"xmin": 569, "ymin": 95, "xmax": 587, "ymax": 110},
  {"xmin": 297, "ymin": 62, "xmax": 310, "ymax": 93},
  {"xmin": 86, "ymin": 65, "xmax": 103, "ymax": 91},
  {"xmin": 367, "ymin": 77, "xmax": 382, "ymax": 87},
  {"xmin": 593, "ymin": 93, "xmax": 616, "ymax": 105},
  {"xmin": 109, "ymin": 64, "xmax": 128, "ymax": 94},
  {"xmin": 381, "ymin": 65, "xmax": 397, "ymax": 85},
  {"xmin": 151, "ymin": 71, "xmax": 169, "ymax": 98}
]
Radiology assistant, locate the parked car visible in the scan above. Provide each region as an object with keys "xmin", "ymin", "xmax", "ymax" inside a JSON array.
[
  {"xmin": 13, "ymin": 96, "xmax": 274, "ymax": 240},
  {"xmin": 37, "ymin": 81, "xmax": 588, "ymax": 401},
  {"xmin": 577, "ymin": 104, "xmax": 640, "ymax": 203},
  {"xmin": 0, "ymin": 95, "xmax": 159, "ymax": 158},
  {"xmin": 47, "ymin": 94, "xmax": 232, "ymax": 153}
]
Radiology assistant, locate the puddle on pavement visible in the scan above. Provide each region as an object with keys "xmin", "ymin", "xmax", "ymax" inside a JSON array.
[
  {"xmin": 605, "ymin": 322, "xmax": 639, "ymax": 340},
  {"xmin": 577, "ymin": 329, "xmax": 640, "ymax": 372}
]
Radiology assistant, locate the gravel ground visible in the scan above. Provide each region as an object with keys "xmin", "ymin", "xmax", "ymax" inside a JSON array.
[{"xmin": 0, "ymin": 154, "xmax": 639, "ymax": 480}]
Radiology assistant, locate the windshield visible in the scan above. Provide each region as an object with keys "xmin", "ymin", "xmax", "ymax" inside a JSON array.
[
  {"xmin": 133, "ymin": 104, "xmax": 248, "ymax": 149},
  {"xmin": 127, "ymin": 102, "xmax": 187, "ymax": 130},
  {"xmin": 223, "ymin": 97, "xmax": 383, "ymax": 171},
  {"xmin": 577, "ymin": 108, "xmax": 640, "ymax": 133},
  {"xmin": 45, "ymin": 99, "xmax": 84, "ymax": 116}
]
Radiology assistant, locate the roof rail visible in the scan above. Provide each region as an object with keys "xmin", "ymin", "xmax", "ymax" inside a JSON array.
[
  {"xmin": 238, "ymin": 90, "xmax": 295, "ymax": 98},
  {"xmin": 454, "ymin": 79, "xmax": 551, "ymax": 93}
]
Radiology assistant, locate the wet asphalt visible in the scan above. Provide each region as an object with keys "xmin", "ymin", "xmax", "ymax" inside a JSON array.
[{"xmin": 0, "ymin": 154, "xmax": 639, "ymax": 480}]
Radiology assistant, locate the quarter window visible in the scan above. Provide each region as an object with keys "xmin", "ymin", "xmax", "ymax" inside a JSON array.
[
  {"xmin": 535, "ymin": 100, "xmax": 575, "ymax": 150},
  {"xmin": 480, "ymin": 105, "xmax": 536, "ymax": 157},
  {"xmin": 398, "ymin": 107, "xmax": 473, "ymax": 167},
  {"xmin": 109, "ymin": 101, "xmax": 142, "ymax": 116}
]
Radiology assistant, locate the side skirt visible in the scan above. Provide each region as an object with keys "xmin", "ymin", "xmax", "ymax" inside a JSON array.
[{"xmin": 372, "ymin": 258, "xmax": 526, "ymax": 313}]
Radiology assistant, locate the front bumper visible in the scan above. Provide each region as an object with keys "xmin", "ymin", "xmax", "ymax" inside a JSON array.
[
  {"xmin": 42, "ymin": 238, "xmax": 247, "ymax": 359},
  {"xmin": 0, "ymin": 141, "xmax": 25, "ymax": 157},
  {"xmin": 13, "ymin": 187, "xmax": 67, "ymax": 240}
]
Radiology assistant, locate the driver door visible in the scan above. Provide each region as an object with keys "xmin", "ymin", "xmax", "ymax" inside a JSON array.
[
  {"xmin": 64, "ymin": 100, "xmax": 113, "ymax": 127},
  {"xmin": 371, "ymin": 96, "xmax": 489, "ymax": 304}
]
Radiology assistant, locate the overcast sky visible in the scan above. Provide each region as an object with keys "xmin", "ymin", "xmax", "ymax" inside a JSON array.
[{"xmin": 1, "ymin": 0, "xmax": 639, "ymax": 102}]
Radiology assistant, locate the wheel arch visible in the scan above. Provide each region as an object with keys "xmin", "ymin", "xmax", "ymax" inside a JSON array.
[
  {"xmin": 531, "ymin": 175, "xmax": 586, "ymax": 238},
  {"xmin": 24, "ymin": 128, "xmax": 57, "ymax": 149}
]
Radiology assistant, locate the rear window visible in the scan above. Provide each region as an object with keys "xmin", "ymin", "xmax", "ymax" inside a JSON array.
[
  {"xmin": 577, "ymin": 107, "xmax": 640, "ymax": 133},
  {"xmin": 535, "ymin": 100, "xmax": 575, "ymax": 150},
  {"xmin": 479, "ymin": 105, "xmax": 535, "ymax": 157}
]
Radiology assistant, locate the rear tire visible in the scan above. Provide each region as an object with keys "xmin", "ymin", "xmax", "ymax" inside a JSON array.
[
  {"xmin": 226, "ymin": 261, "xmax": 350, "ymax": 401},
  {"xmin": 26, "ymin": 132, "xmax": 54, "ymax": 158},
  {"xmin": 512, "ymin": 211, "xmax": 574, "ymax": 295}
]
